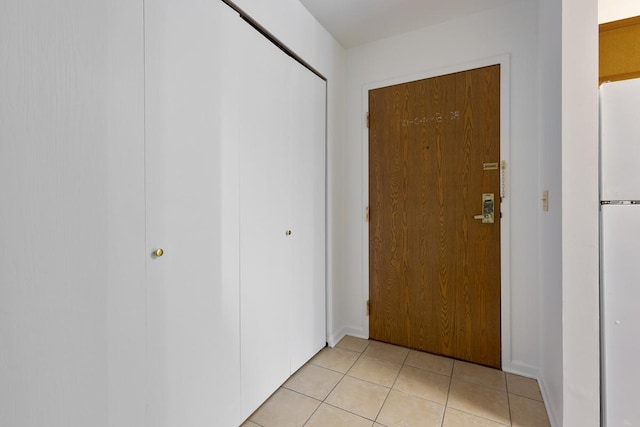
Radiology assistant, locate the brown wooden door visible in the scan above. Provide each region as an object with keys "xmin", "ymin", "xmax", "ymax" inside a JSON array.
[{"xmin": 369, "ymin": 65, "xmax": 501, "ymax": 368}]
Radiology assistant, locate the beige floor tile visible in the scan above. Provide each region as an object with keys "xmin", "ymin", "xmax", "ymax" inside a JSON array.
[
  {"xmin": 509, "ymin": 394, "xmax": 551, "ymax": 427},
  {"xmin": 452, "ymin": 361, "xmax": 506, "ymax": 391},
  {"xmin": 405, "ymin": 350, "xmax": 454, "ymax": 376},
  {"xmin": 305, "ymin": 403, "xmax": 374, "ymax": 427},
  {"xmin": 250, "ymin": 388, "xmax": 320, "ymax": 427},
  {"xmin": 443, "ymin": 407, "xmax": 510, "ymax": 426},
  {"xmin": 506, "ymin": 373, "xmax": 543, "ymax": 401},
  {"xmin": 393, "ymin": 365, "xmax": 451, "ymax": 405},
  {"xmin": 309, "ymin": 346, "xmax": 360, "ymax": 373},
  {"xmin": 283, "ymin": 364, "xmax": 343, "ymax": 400},
  {"xmin": 376, "ymin": 390, "xmax": 445, "ymax": 427},
  {"xmin": 325, "ymin": 375, "xmax": 389, "ymax": 420},
  {"xmin": 244, "ymin": 339, "xmax": 553, "ymax": 427},
  {"xmin": 363, "ymin": 341, "xmax": 409, "ymax": 364},
  {"xmin": 447, "ymin": 379, "xmax": 510, "ymax": 425},
  {"xmin": 336, "ymin": 335, "xmax": 370, "ymax": 353},
  {"xmin": 347, "ymin": 355, "xmax": 402, "ymax": 387}
]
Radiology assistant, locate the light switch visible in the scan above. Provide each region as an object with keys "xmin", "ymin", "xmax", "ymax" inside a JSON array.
[{"xmin": 542, "ymin": 190, "xmax": 549, "ymax": 212}]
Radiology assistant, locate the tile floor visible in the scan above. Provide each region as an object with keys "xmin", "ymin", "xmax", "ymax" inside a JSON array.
[{"xmin": 241, "ymin": 336, "xmax": 550, "ymax": 427}]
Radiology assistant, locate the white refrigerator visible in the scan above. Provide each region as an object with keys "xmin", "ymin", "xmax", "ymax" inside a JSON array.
[{"xmin": 600, "ymin": 78, "xmax": 640, "ymax": 427}]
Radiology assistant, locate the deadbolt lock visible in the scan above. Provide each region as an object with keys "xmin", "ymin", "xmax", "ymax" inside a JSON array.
[{"xmin": 473, "ymin": 193, "xmax": 495, "ymax": 224}]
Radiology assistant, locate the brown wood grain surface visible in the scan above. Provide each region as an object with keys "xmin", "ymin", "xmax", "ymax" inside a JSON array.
[
  {"xmin": 369, "ymin": 65, "xmax": 501, "ymax": 368},
  {"xmin": 600, "ymin": 16, "xmax": 640, "ymax": 85}
]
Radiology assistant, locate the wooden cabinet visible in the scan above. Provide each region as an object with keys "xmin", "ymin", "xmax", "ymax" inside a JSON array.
[
  {"xmin": 600, "ymin": 16, "xmax": 640, "ymax": 84},
  {"xmin": 145, "ymin": 1, "xmax": 326, "ymax": 425}
]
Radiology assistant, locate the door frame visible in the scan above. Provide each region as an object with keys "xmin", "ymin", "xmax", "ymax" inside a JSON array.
[{"xmin": 361, "ymin": 54, "xmax": 512, "ymax": 370}]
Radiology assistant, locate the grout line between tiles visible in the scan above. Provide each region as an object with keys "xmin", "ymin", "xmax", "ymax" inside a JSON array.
[
  {"xmin": 505, "ymin": 374, "xmax": 513, "ymax": 426},
  {"xmin": 303, "ymin": 341, "xmax": 373, "ymax": 426},
  {"xmin": 445, "ymin": 407, "xmax": 512, "ymax": 427},
  {"xmin": 320, "ymin": 401, "xmax": 381, "ymax": 424},
  {"xmin": 300, "ymin": 398, "xmax": 322, "ymax": 427},
  {"xmin": 373, "ymin": 346, "xmax": 443, "ymax": 426},
  {"xmin": 327, "ymin": 340, "xmax": 393, "ymax": 424},
  {"xmin": 440, "ymin": 365, "xmax": 454, "ymax": 427},
  {"xmin": 370, "ymin": 371, "xmax": 396, "ymax": 423}
]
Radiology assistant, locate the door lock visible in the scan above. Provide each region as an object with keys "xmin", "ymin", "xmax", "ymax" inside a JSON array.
[{"xmin": 474, "ymin": 193, "xmax": 495, "ymax": 224}]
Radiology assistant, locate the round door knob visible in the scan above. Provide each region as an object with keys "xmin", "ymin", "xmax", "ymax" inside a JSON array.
[{"xmin": 154, "ymin": 248, "xmax": 164, "ymax": 257}]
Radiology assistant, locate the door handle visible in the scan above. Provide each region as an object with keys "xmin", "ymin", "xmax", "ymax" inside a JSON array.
[{"xmin": 473, "ymin": 193, "xmax": 495, "ymax": 224}]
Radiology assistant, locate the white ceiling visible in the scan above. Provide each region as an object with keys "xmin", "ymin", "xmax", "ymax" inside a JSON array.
[{"xmin": 298, "ymin": 0, "xmax": 514, "ymax": 48}]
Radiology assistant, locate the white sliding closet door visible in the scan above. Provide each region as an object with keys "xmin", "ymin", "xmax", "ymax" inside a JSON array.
[
  {"xmin": 238, "ymin": 21, "xmax": 294, "ymax": 419},
  {"xmin": 145, "ymin": 1, "xmax": 326, "ymax": 424},
  {"xmin": 238, "ymin": 24, "xmax": 327, "ymax": 418},
  {"xmin": 289, "ymin": 62, "xmax": 327, "ymax": 373},
  {"xmin": 144, "ymin": 2, "xmax": 241, "ymax": 426}
]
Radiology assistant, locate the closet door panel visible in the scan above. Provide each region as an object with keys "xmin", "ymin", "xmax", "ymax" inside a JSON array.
[
  {"xmin": 289, "ymin": 63, "xmax": 327, "ymax": 373},
  {"xmin": 239, "ymin": 23, "xmax": 293, "ymax": 420},
  {"xmin": 145, "ymin": 2, "xmax": 241, "ymax": 426}
]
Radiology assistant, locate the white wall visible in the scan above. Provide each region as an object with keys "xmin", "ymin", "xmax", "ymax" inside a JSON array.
[
  {"xmin": 341, "ymin": 0, "xmax": 541, "ymax": 376},
  {"xmin": 232, "ymin": 0, "xmax": 347, "ymax": 345},
  {"xmin": 562, "ymin": 0, "xmax": 601, "ymax": 425},
  {"xmin": 0, "ymin": 1, "xmax": 109, "ymax": 426},
  {"xmin": 599, "ymin": 0, "xmax": 640, "ymax": 23},
  {"xmin": 538, "ymin": 0, "xmax": 564, "ymax": 424}
]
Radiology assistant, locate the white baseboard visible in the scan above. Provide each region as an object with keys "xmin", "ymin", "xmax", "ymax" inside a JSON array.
[
  {"xmin": 537, "ymin": 375, "xmax": 561, "ymax": 427},
  {"xmin": 505, "ymin": 360, "xmax": 560, "ymax": 427},
  {"xmin": 504, "ymin": 359, "xmax": 540, "ymax": 379},
  {"xmin": 327, "ymin": 325, "xmax": 367, "ymax": 347}
]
